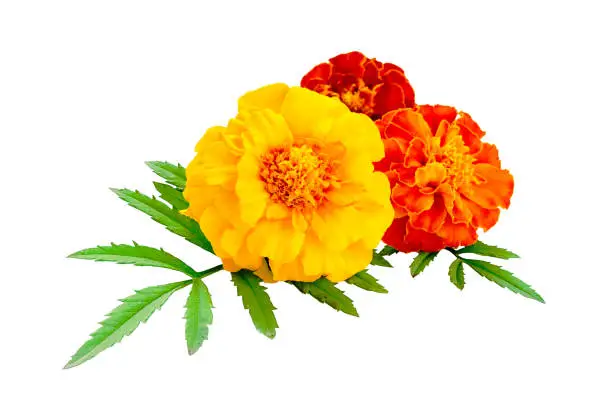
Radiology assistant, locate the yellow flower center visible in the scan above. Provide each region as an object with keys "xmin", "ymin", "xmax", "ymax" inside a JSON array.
[
  {"xmin": 260, "ymin": 144, "xmax": 339, "ymax": 211},
  {"xmin": 433, "ymin": 129, "xmax": 476, "ymax": 190}
]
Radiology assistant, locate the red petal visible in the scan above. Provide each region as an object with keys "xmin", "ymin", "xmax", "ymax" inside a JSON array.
[
  {"xmin": 363, "ymin": 59, "xmax": 383, "ymax": 86},
  {"xmin": 301, "ymin": 63, "xmax": 332, "ymax": 89},
  {"xmin": 329, "ymin": 51, "xmax": 367, "ymax": 76},
  {"xmin": 418, "ymin": 105, "xmax": 457, "ymax": 135},
  {"xmin": 373, "ymin": 83, "xmax": 405, "ymax": 117}
]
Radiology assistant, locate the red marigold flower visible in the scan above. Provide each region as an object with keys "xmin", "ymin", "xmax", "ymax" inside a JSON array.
[
  {"xmin": 374, "ymin": 105, "xmax": 514, "ymax": 252},
  {"xmin": 301, "ymin": 51, "xmax": 415, "ymax": 119}
]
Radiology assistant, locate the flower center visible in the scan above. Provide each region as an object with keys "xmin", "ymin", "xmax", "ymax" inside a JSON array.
[
  {"xmin": 318, "ymin": 83, "xmax": 374, "ymax": 116},
  {"xmin": 433, "ymin": 130, "xmax": 476, "ymax": 190},
  {"xmin": 259, "ymin": 144, "xmax": 338, "ymax": 211}
]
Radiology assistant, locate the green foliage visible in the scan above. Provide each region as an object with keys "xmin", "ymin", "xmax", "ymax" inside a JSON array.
[
  {"xmin": 456, "ymin": 241, "xmax": 519, "ymax": 260},
  {"xmin": 448, "ymin": 259, "xmax": 465, "ymax": 290},
  {"xmin": 154, "ymin": 182, "xmax": 189, "ymax": 211},
  {"xmin": 461, "ymin": 259, "xmax": 544, "ymax": 303},
  {"xmin": 378, "ymin": 245, "xmax": 399, "ymax": 257},
  {"xmin": 346, "ymin": 270, "xmax": 388, "ymax": 293},
  {"xmin": 184, "ymin": 279, "xmax": 213, "ymax": 355},
  {"xmin": 410, "ymin": 251, "xmax": 439, "ymax": 277},
  {"xmin": 111, "ymin": 188, "xmax": 213, "ymax": 254},
  {"xmin": 146, "ymin": 161, "xmax": 186, "ymax": 190},
  {"xmin": 292, "ymin": 278, "xmax": 359, "ymax": 317},
  {"xmin": 231, "ymin": 270, "xmax": 278, "ymax": 339},
  {"xmin": 371, "ymin": 250, "xmax": 393, "ymax": 268},
  {"xmin": 64, "ymin": 280, "xmax": 191, "ymax": 369},
  {"xmin": 68, "ymin": 242, "xmax": 197, "ymax": 277}
]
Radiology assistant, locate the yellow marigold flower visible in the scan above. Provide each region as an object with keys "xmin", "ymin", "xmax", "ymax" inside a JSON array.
[{"xmin": 183, "ymin": 84, "xmax": 394, "ymax": 282}]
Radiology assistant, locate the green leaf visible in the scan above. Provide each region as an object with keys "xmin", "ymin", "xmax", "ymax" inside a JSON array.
[
  {"xmin": 371, "ymin": 250, "xmax": 393, "ymax": 268},
  {"xmin": 154, "ymin": 182, "xmax": 189, "ymax": 211},
  {"xmin": 346, "ymin": 270, "xmax": 388, "ymax": 293},
  {"xmin": 410, "ymin": 251, "xmax": 439, "ymax": 277},
  {"xmin": 111, "ymin": 188, "xmax": 213, "ymax": 254},
  {"xmin": 231, "ymin": 270, "xmax": 278, "ymax": 339},
  {"xmin": 291, "ymin": 279, "xmax": 359, "ymax": 317},
  {"xmin": 456, "ymin": 241, "xmax": 519, "ymax": 260},
  {"xmin": 68, "ymin": 242, "xmax": 197, "ymax": 277},
  {"xmin": 184, "ymin": 279, "xmax": 213, "ymax": 355},
  {"xmin": 64, "ymin": 280, "xmax": 191, "ymax": 369},
  {"xmin": 146, "ymin": 161, "xmax": 186, "ymax": 190},
  {"xmin": 448, "ymin": 259, "xmax": 465, "ymax": 290},
  {"xmin": 378, "ymin": 245, "xmax": 399, "ymax": 257},
  {"xmin": 462, "ymin": 259, "xmax": 545, "ymax": 303}
]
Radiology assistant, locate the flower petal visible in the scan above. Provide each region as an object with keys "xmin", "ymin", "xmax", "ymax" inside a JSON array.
[{"xmin": 238, "ymin": 83, "xmax": 290, "ymax": 113}]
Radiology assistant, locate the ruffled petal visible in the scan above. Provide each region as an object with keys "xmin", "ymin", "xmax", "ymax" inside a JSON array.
[{"xmin": 238, "ymin": 83, "xmax": 290, "ymax": 113}]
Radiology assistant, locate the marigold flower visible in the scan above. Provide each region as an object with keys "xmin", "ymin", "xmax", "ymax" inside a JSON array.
[
  {"xmin": 183, "ymin": 84, "xmax": 394, "ymax": 282},
  {"xmin": 374, "ymin": 105, "xmax": 514, "ymax": 252},
  {"xmin": 301, "ymin": 51, "xmax": 415, "ymax": 120}
]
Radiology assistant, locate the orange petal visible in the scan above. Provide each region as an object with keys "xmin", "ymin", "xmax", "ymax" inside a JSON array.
[
  {"xmin": 418, "ymin": 105, "xmax": 457, "ymax": 135},
  {"xmin": 409, "ymin": 195, "xmax": 447, "ymax": 233},
  {"xmin": 391, "ymin": 183, "xmax": 434, "ymax": 214},
  {"xmin": 462, "ymin": 164, "xmax": 514, "ymax": 209},
  {"xmin": 438, "ymin": 221, "xmax": 478, "ymax": 248},
  {"xmin": 415, "ymin": 162, "xmax": 447, "ymax": 189},
  {"xmin": 473, "ymin": 142, "xmax": 501, "ymax": 167},
  {"xmin": 463, "ymin": 198, "xmax": 500, "ymax": 230}
]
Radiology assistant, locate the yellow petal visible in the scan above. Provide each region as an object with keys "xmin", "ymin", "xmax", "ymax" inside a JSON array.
[
  {"xmin": 299, "ymin": 233, "xmax": 327, "ymax": 278},
  {"xmin": 238, "ymin": 83, "xmax": 290, "ymax": 113},
  {"xmin": 326, "ymin": 240, "xmax": 372, "ymax": 282},
  {"xmin": 269, "ymin": 259, "xmax": 318, "ymax": 282},
  {"xmin": 195, "ymin": 126, "xmax": 225, "ymax": 153},
  {"xmin": 253, "ymin": 261, "xmax": 276, "ymax": 283},
  {"xmin": 246, "ymin": 219, "xmax": 305, "ymax": 263},
  {"xmin": 281, "ymin": 87, "xmax": 348, "ymax": 138},
  {"xmin": 199, "ymin": 207, "xmax": 230, "ymax": 258},
  {"xmin": 242, "ymin": 109, "xmax": 293, "ymax": 154},
  {"xmin": 326, "ymin": 112, "xmax": 384, "ymax": 161},
  {"xmin": 266, "ymin": 202, "xmax": 290, "ymax": 220},
  {"xmin": 235, "ymin": 153, "xmax": 268, "ymax": 226}
]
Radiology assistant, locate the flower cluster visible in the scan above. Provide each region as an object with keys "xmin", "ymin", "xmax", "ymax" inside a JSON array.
[
  {"xmin": 66, "ymin": 51, "xmax": 540, "ymax": 369},
  {"xmin": 303, "ymin": 52, "xmax": 513, "ymax": 254}
]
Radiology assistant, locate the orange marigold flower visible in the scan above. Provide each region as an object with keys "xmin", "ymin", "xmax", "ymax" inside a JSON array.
[
  {"xmin": 374, "ymin": 105, "xmax": 514, "ymax": 252},
  {"xmin": 301, "ymin": 51, "xmax": 415, "ymax": 120}
]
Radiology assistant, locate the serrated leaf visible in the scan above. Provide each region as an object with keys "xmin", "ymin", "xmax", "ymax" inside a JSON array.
[
  {"xmin": 68, "ymin": 242, "xmax": 197, "ymax": 277},
  {"xmin": 231, "ymin": 270, "xmax": 278, "ymax": 339},
  {"xmin": 291, "ymin": 279, "xmax": 359, "ymax": 317},
  {"xmin": 462, "ymin": 259, "xmax": 544, "ymax": 303},
  {"xmin": 346, "ymin": 270, "xmax": 388, "ymax": 293},
  {"xmin": 371, "ymin": 250, "xmax": 393, "ymax": 268},
  {"xmin": 456, "ymin": 241, "xmax": 519, "ymax": 260},
  {"xmin": 146, "ymin": 161, "xmax": 186, "ymax": 190},
  {"xmin": 448, "ymin": 259, "xmax": 465, "ymax": 290},
  {"xmin": 184, "ymin": 279, "xmax": 213, "ymax": 355},
  {"xmin": 410, "ymin": 251, "xmax": 439, "ymax": 277},
  {"xmin": 378, "ymin": 245, "xmax": 399, "ymax": 257},
  {"xmin": 154, "ymin": 182, "xmax": 189, "ymax": 211},
  {"xmin": 111, "ymin": 188, "xmax": 213, "ymax": 254},
  {"xmin": 64, "ymin": 280, "xmax": 191, "ymax": 369}
]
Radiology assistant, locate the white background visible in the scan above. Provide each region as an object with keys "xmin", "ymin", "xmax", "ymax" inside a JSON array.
[{"xmin": 1, "ymin": 0, "xmax": 610, "ymax": 406}]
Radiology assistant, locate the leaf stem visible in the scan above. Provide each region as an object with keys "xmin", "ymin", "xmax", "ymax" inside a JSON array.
[
  {"xmin": 192, "ymin": 264, "xmax": 224, "ymax": 279},
  {"xmin": 446, "ymin": 247, "xmax": 459, "ymax": 257}
]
